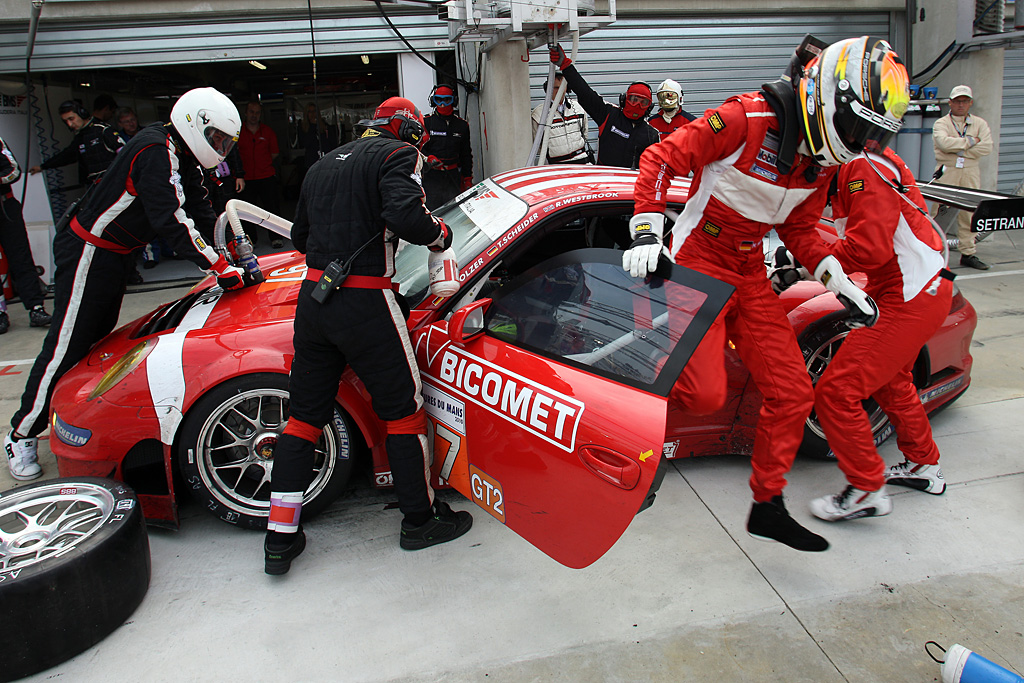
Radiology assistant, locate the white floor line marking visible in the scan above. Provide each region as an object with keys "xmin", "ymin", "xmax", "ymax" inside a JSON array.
[
  {"xmin": 0, "ymin": 359, "xmax": 37, "ymax": 367},
  {"xmin": 955, "ymin": 268, "xmax": 1024, "ymax": 280}
]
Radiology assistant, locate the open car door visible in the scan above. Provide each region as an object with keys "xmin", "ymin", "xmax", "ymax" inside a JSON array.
[{"xmin": 414, "ymin": 250, "xmax": 733, "ymax": 568}]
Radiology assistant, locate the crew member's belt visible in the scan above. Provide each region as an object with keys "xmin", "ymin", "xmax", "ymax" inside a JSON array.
[
  {"xmin": 305, "ymin": 268, "xmax": 398, "ymax": 291},
  {"xmin": 548, "ymin": 149, "xmax": 587, "ymax": 164},
  {"xmin": 436, "ymin": 163, "xmax": 460, "ymax": 172},
  {"xmin": 71, "ymin": 217, "xmax": 135, "ymax": 254}
]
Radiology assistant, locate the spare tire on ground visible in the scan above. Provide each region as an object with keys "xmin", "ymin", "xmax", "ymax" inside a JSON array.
[{"xmin": 0, "ymin": 477, "xmax": 151, "ymax": 682}]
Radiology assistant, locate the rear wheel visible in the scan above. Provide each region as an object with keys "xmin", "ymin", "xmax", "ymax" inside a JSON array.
[
  {"xmin": 798, "ymin": 317, "xmax": 894, "ymax": 460},
  {"xmin": 177, "ymin": 373, "xmax": 355, "ymax": 529}
]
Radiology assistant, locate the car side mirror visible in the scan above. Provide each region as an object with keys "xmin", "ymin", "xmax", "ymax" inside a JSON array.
[{"xmin": 449, "ymin": 298, "xmax": 491, "ymax": 345}]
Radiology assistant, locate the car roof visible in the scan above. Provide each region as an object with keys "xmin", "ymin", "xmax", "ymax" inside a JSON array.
[{"xmin": 491, "ymin": 164, "xmax": 692, "ymax": 207}]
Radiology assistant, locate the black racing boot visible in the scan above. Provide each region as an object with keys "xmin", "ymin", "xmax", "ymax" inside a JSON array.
[
  {"xmin": 29, "ymin": 305, "xmax": 52, "ymax": 327},
  {"xmin": 400, "ymin": 501, "xmax": 473, "ymax": 551},
  {"xmin": 264, "ymin": 526, "xmax": 306, "ymax": 575},
  {"xmin": 747, "ymin": 495, "xmax": 829, "ymax": 552},
  {"xmin": 0, "ymin": 312, "xmax": 8, "ymax": 335}
]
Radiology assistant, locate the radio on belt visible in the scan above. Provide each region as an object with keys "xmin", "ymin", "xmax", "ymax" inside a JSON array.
[{"xmin": 311, "ymin": 260, "xmax": 347, "ymax": 304}]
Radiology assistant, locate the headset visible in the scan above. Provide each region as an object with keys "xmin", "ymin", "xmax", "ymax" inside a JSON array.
[
  {"xmin": 619, "ymin": 82, "xmax": 654, "ymax": 118},
  {"xmin": 394, "ymin": 110, "xmax": 425, "ymax": 146},
  {"xmin": 541, "ymin": 71, "xmax": 565, "ymax": 94},
  {"xmin": 428, "ymin": 84, "xmax": 458, "ymax": 110},
  {"xmin": 58, "ymin": 99, "xmax": 91, "ymax": 120}
]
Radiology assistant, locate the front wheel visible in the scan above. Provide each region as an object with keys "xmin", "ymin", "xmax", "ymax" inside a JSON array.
[
  {"xmin": 177, "ymin": 373, "xmax": 356, "ymax": 529},
  {"xmin": 798, "ymin": 317, "xmax": 894, "ymax": 460}
]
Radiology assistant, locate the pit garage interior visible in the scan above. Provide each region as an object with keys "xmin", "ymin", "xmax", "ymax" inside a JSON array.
[{"xmin": 35, "ymin": 54, "xmax": 410, "ymax": 196}]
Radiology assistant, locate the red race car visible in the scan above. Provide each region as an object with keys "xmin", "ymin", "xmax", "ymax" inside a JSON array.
[{"xmin": 49, "ymin": 166, "xmax": 976, "ymax": 568}]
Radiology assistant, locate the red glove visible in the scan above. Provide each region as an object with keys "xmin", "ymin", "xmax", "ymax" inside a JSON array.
[
  {"xmin": 461, "ymin": 176, "xmax": 473, "ymax": 191},
  {"xmin": 427, "ymin": 218, "xmax": 453, "ymax": 252},
  {"xmin": 549, "ymin": 45, "xmax": 572, "ymax": 70},
  {"xmin": 210, "ymin": 256, "xmax": 246, "ymax": 291},
  {"xmin": 425, "ymin": 155, "xmax": 442, "ymax": 170}
]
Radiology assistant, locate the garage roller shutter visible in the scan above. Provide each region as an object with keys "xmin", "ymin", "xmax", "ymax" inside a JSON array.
[
  {"xmin": 529, "ymin": 12, "xmax": 892, "ymax": 145},
  {"xmin": 998, "ymin": 36, "xmax": 1024, "ymax": 193},
  {"xmin": 0, "ymin": 11, "xmax": 450, "ymax": 73}
]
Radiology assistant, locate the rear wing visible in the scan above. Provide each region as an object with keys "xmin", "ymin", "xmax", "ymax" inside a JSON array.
[{"xmin": 918, "ymin": 182, "xmax": 1024, "ymax": 234}]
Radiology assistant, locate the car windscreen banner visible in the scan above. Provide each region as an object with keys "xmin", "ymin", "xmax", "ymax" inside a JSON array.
[{"xmin": 972, "ymin": 197, "xmax": 1024, "ymax": 233}]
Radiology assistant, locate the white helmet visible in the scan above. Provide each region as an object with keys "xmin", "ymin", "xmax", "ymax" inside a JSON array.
[
  {"xmin": 170, "ymin": 87, "xmax": 242, "ymax": 169},
  {"xmin": 656, "ymin": 79, "xmax": 683, "ymax": 110}
]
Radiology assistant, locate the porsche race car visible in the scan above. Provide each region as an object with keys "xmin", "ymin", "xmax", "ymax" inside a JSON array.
[{"xmin": 49, "ymin": 166, "xmax": 976, "ymax": 568}]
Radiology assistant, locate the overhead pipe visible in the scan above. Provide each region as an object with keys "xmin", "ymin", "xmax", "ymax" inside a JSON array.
[{"xmin": 21, "ymin": 0, "xmax": 44, "ymax": 205}]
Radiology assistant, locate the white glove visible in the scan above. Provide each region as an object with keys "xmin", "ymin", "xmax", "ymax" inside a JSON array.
[
  {"xmin": 813, "ymin": 255, "xmax": 879, "ymax": 328},
  {"xmin": 623, "ymin": 212, "xmax": 669, "ymax": 279}
]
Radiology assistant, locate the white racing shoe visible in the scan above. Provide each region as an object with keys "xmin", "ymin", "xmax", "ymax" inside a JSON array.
[
  {"xmin": 885, "ymin": 460, "xmax": 946, "ymax": 495},
  {"xmin": 4, "ymin": 432, "xmax": 42, "ymax": 481},
  {"xmin": 810, "ymin": 485, "xmax": 892, "ymax": 522}
]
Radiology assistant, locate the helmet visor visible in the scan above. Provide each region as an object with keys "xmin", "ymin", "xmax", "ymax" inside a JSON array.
[
  {"xmin": 657, "ymin": 91, "xmax": 679, "ymax": 109},
  {"xmin": 205, "ymin": 126, "xmax": 238, "ymax": 159},
  {"xmin": 836, "ymin": 99, "xmax": 902, "ymax": 154}
]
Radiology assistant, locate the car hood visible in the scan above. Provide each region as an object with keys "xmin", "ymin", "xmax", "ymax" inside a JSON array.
[{"xmin": 86, "ymin": 251, "xmax": 306, "ymax": 369}]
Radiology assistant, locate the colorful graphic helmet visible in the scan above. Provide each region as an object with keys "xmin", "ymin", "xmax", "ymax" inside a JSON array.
[
  {"xmin": 798, "ymin": 36, "xmax": 909, "ymax": 166},
  {"xmin": 169, "ymin": 87, "xmax": 242, "ymax": 169},
  {"xmin": 366, "ymin": 97, "xmax": 426, "ymax": 147},
  {"xmin": 656, "ymin": 79, "xmax": 683, "ymax": 110}
]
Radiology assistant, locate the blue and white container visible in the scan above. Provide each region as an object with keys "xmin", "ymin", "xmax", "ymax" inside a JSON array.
[{"xmin": 942, "ymin": 644, "xmax": 1024, "ymax": 683}]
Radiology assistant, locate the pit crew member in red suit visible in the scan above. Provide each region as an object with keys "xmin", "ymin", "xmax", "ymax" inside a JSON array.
[
  {"xmin": 797, "ymin": 146, "xmax": 951, "ymax": 522},
  {"xmin": 648, "ymin": 79, "xmax": 695, "ymax": 141},
  {"xmin": 550, "ymin": 45, "xmax": 660, "ymax": 170},
  {"xmin": 421, "ymin": 85, "xmax": 473, "ymax": 210},
  {"xmin": 264, "ymin": 97, "xmax": 472, "ymax": 575},
  {"xmin": 5, "ymin": 88, "xmax": 245, "ymax": 482},
  {"xmin": 625, "ymin": 36, "xmax": 905, "ymax": 552}
]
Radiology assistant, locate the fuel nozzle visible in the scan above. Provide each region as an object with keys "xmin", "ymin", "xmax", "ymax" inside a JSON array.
[{"xmin": 233, "ymin": 234, "xmax": 265, "ymax": 285}]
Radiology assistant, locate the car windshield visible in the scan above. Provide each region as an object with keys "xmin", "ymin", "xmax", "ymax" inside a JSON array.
[{"xmin": 395, "ymin": 180, "xmax": 529, "ymax": 306}]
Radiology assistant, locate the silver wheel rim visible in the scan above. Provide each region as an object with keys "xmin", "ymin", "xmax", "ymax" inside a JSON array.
[
  {"xmin": 804, "ymin": 329, "xmax": 891, "ymax": 442},
  {"xmin": 0, "ymin": 482, "xmax": 115, "ymax": 573},
  {"xmin": 194, "ymin": 388, "xmax": 340, "ymax": 516}
]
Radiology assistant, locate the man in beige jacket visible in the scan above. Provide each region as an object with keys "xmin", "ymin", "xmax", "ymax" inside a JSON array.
[{"xmin": 933, "ymin": 84, "xmax": 993, "ymax": 270}]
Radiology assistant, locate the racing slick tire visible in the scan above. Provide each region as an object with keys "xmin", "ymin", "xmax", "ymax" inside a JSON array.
[
  {"xmin": 0, "ymin": 478, "xmax": 150, "ymax": 682},
  {"xmin": 798, "ymin": 315, "xmax": 895, "ymax": 461},
  {"xmin": 177, "ymin": 373, "xmax": 355, "ymax": 530}
]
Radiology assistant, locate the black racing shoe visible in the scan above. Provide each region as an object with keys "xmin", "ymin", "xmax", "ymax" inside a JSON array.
[
  {"xmin": 264, "ymin": 527, "xmax": 306, "ymax": 575},
  {"xmin": 960, "ymin": 254, "xmax": 990, "ymax": 270},
  {"xmin": 400, "ymin": 501, "xmax": 473, "ymax": 551},
  {"xmin": 128, "ymin": 268, "xmax": 145, "ymax": 285},
  {"xmin": 29, "ymin": 306, "xmax": 51, "ymax": 327},
  {"xmin": 0, "ymin": 312, "xmax": 8, "ymax": 335},
  {"xmin": 747, "ymin": 495, "xmax": 829, "ymax": 552}
]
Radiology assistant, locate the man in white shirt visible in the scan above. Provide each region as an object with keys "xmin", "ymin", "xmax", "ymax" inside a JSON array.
[
  {"xmin": 531, "ymin": 72, "xmax": 591, "ymax": 165},
  {"xmin": 932, "ymin": 84, "xmax": 993, "ymax": 270}
]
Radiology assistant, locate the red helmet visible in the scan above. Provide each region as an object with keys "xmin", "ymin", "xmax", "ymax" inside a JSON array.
[
  {"xmin": 366, "ymin": 97, "xmax": 426, "ymax": 147},
  {"xmin": 619, "ymin": 82, "xmax": 653, "ymax": 120},
  {"xmin": 429, "ymin": 85, "xmax": 457, "ymax": 116}
]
